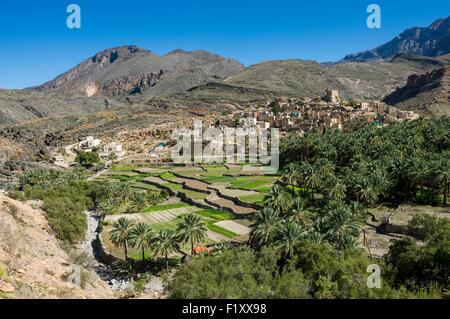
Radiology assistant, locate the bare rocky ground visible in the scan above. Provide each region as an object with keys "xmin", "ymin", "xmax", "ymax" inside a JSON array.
[
  {"xmin": 0, "ymin": 195, "xmax": 114, "ymax": 299},
  {"xmin": 360, "ymin": 203, "xmax": 450, "ymax": 258}
]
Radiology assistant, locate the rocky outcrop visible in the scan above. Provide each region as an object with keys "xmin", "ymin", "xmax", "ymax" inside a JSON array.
[
  {"xmin": 383, "ymin": 67, "xmax": 450, "ymax": 116},
  {"xmin": 101, "ymin": 71, "xmax": 163, "ymax": 97}
]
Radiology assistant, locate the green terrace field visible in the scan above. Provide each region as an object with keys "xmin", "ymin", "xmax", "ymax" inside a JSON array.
[{"xmin": 98, "ymin": 163, "xmax": 280, "ymax": 254}]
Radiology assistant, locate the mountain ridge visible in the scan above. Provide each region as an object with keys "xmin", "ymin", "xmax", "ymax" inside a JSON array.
[
  {"xmin": 33, "ymin": 45, "xmax": 244, "ymax": 99},
  {"xmin": 343, "ymin": 16, "xmax": 450, "ymax": 62}
]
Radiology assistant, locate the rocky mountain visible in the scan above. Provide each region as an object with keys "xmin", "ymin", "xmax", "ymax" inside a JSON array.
[
  {"xmin": 34, "ymin": 45, "xmax": 244, "ymax": 99},
  {"xmin": 225, "ymin": 54, "xmax": 450, "ymax": 100},
  {"xmin": 383, "ymin": 67, "xmax": 450, "ymax": 116},
  {"xmin": 2, "ymin": 16, "xmax": 450, "ymax": 133},
  {"xmin": 343, "ymin": 17, "xmax": 450, "ymax": 62}
]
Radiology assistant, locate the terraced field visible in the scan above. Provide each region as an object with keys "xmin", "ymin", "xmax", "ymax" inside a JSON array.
[
  {"xmin": 99, "ymin": 164, "xmax": 280, "ymax": 246},
  {"xmin": 105, "ymin": 206, "xmax": 201, "ymax": 225}
]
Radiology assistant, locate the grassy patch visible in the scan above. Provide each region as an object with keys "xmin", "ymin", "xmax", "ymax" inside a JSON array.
[
  {"xmin": 229, "ymin": 176, "xmax": 278, "ymax": 190},
  {"xmin": 160, "ymin": 172, "xmax": 177, "ymax": 180},
  {"xmin": 207, "ymin": 222, "xmax": 238, "ymax": 238},
  {"xmin": 197, "ymin": 209, "xmax": 234, "ymax": 221},
  {"xmin": 239, "ymin": 194, "xmax": 265, "ymax": 204},
  {"xmin": 110, "ymin": 164, "xmax": 140, "ymax": 172}
]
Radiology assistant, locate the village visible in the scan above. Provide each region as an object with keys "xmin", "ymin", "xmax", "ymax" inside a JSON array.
[
  {"xmin": 50, "ymin": 89, "xmax": 420, "ymax": 169},
  {"xmin": 217, "ymin": 89, "xmax": 420, "ymax": 135}
]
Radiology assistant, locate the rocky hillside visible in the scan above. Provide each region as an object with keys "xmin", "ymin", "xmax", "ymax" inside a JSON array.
[
  {"xmin": 383, "ymin": 67, "xmax": 450, "ymax": 116},
  {"xmin": 226, "ymin": 54, "xmax": 449, "ymax": 100},
  {"xmin": 343, "ymin": 16, "xmax": 450, "ymax": 62},
  {"xmin": 34, "ymin": 46, "xmax": 244, "ymax": 99},
  {"xmin": 0, "ymin": 89, "xmax": 120, "ymax": 129},
  {"xmin": 0, "ymin": 195, "xmax": 113, "ymax": 299}
]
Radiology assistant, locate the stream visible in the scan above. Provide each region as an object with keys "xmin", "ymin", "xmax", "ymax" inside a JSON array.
[{"xmin": 80, "ymin": 212, "xmax": 165, "ymax": 293}]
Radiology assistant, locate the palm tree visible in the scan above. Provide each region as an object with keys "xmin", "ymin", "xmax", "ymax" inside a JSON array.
[
  {"xmin": 340, "ymin": 234, "xmax": 360, "ymax": 250},
  {"xmin": 250, "ymin": 208, "xmax": 282, "ymax": 247},
  {"xmin": 275, "ymin": 222, "xmax": 307, "ymax": 259},
  {"xmin": 129, "ymin": 192, "xmax": 148, "ymax": 213},
  {"xmin": 316, "ymin": 158, "xmax": 335, "ymax": 180},
  {"xmin": 354, "ymin": 176, "xmax": 379, "ymax": 207},
  {"xmin": 348, "ymin": 201, "xmax": 366, "ymax": 221},
  {"xmin": 301, "ymin": 163, "xmax": 323, "ymax": 204},
  {"xmin": 264, "ymin": 185, "xmax": 291, "ymax": 214},
  {"xmin": 284, "ymin": 163, "xmax": 299, "ymax": 193},
  {"xmin": 323, "ymin": 176, "xmax": 346, "ymax": 201},
  {"xmin": 371, "ymin": 169, "xmax": 392, "ymax": 200},
  {"xmin": 115, "ymin": 183, "xmax": 131, "ymax": 203},
  {"xmin": 152, "ymin": 229, "xmax": 180, "ymax": 272},
  {"xmin": 434, "ymin": 158, "xmax": 450, "ymax": 205},
  {"xmin": 408, "ymin": 158, "xmax": 430, "ymax": 196},
  {"xmin": 321, "ymin": 202, "xmax": 361, "ymax": 247},
  {"xmin": 109, "ymin": 217, "xmax": 135, "ymax": 260},
  {"xmin": 130, "ymin": 223, "xmax": 154, "ymax": 261},
  {"xmin": 307, "ymin": 231, "xmax": 324, "ymax": 244},
  {"xmin": 301, "ymin": 134, "xmax": 314, "ymax": 161},
  {"xmin": 287, "ymin": 197, "xmax": 313, "ymax": 229},
  {"xmin": 95, "ymin": 198, "xmax": 116, "ymax": 217},
  {"xmin": 177, "ymin": 213, "xmax": 208, "ymax": 256}
]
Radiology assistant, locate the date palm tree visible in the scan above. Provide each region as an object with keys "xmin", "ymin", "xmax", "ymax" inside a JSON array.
[
  {"xmin": 287, "ymin": 197, "xmax": 313, "ymax": 230},
  {"xmin": 434, "ymin": 158, "xmax": 450, "ymax": 205},
  {"xmin": 301, "ymin": 164, "xmax": 323, "ymax": 204},
  {"xmin": 177, "ymin": 213, "xmax": 208, "ymax": 256},
  {"xmin": 130, "ymin": 223, "xmax": 154, "ymax": 261},
  {"xmin": 340, "ymin": 234, "xmax": 360, "ymax": 250},
  {"xmin": 323, "ymin": 176, "xmax": 346, "ymax": 201},
  {"xmin": 152, "ymin": 229, "xmax": 180, "ymax": 272},
  {"xmin": 275, "ymin": 222, "xmax": 307, "ymax": 259},
  {"xmin": 129, "ymin": 192, "xmax": 148, "ymax": 213},
  {"xmin": 264, "ymin": 185, "xmax": 291, "ymax": 214},
  {"xmin": 354, "ymin": 176, "xmax": 378, "ymax": 207},
  {"xmin": 109, "ymin": 217, "xmax": 135, "ymax": 260},
  {"xmin": 250, "ymin": 208, "xmax": 282, "ymax": 247},
  {"xmin": 284, "ymin": 163, "xmax": 300, "ymax": 193},
  {"xmin": 321, "ymin": 202, "xmax": 361, "ymax": 247}
]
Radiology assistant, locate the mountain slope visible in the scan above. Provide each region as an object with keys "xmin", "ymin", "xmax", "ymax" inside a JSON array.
[
  {"xmin": 343, "ymin": 17, "xmax": 450, "ymax": 62},
  {"xmin": 383, "ymin": 67, "xmax": 450, "ymax": 116},
  {"xmin": 226, "ymin": 55, "xmax": 449, "ymax": 100},
  {"xmin": 0, "ymin": 195, "xmax": 113, "ymax": 299},
  {"xmin": 0, "ymin": 89, "xmax": 119, "ymax": 129},
  {"xmin": 34, "ymin": 46, "xmax": 244, "ymax": 99}
]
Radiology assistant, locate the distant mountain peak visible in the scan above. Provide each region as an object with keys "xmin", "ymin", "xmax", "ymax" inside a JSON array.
[
  {"xmin": 91, "ymin": 45, "xmax": 154, "ymax": 64},
  {"xmin": 343, "ymin": 16, "xmax": 450, "ymax": 62},
  {"xmin": 33, "ymin": 45, "xmax": 244, "ymax": 99}
]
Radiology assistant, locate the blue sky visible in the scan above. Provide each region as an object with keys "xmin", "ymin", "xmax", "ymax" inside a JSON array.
[{"xmin": 0, "ymin": 0, "xmax": 449, "ymax": 89}]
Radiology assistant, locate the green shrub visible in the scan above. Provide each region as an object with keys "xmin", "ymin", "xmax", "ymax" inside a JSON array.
[{"xmin": 24, "ymin": 181, "xmax": 92, "ymax": 244}]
